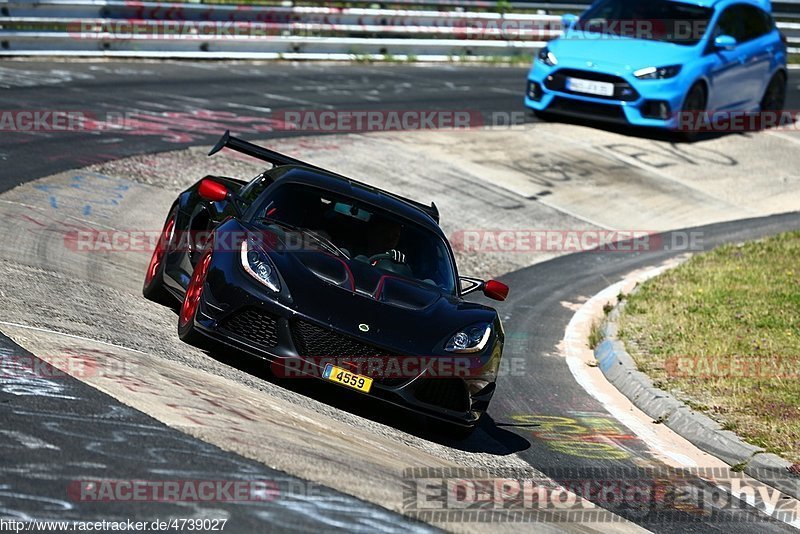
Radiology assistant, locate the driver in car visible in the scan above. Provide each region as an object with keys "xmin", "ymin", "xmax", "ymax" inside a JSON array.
[{"xmin": 365, "ymin": 219, "xmax": 407, "ymax": 265}]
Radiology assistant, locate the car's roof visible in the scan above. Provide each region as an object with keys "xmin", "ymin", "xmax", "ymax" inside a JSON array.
[
  {"xmin": 671, "ymin": 0, "xmax": 770, "ymax": 9},
  {"xmin": 269, "ymin": 166, "xmax": 446, "ymax": 238}
]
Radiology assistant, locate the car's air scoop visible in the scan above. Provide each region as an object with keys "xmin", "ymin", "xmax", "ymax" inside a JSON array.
[
  {"xmin": 295, "ymin": 251, "xmax": 354, "ymax": 290},
  {"xmin": 294, "ymin": 252, "xmax": 440, "ymax": 310},
  {"xmin": 373, "ymin": 276, "xmax": 440, "ymax": 310}
]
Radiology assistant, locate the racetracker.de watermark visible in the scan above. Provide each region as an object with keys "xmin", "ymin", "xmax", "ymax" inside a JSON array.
[
  {"xmin": 666, "ymin": 355, "xmax": 800, "ymax": 379},
  {"xmin": 272, "ymin": 109, "xmax": 482, "ymax": 132},
  {"xmin": 66, "ymin": 19, "xmax": 718, "ymax": 42},
  {"xmin": 63, "ymin": 229, "xmax": 706, "ymax": 255},
  {"xmin": 676, "ymin": 111, "xmax": 800, "ymax": 132},
  {"xmin": 0, "ymin": 349, "xmax": 135, "ymax": 380},
  {"xmin": 272, "ymin": 355, "xmax": 526, "ymax": 379},
  {"xmin": 1, "ymin": 109, "xmax": 527, "ymax": 133},
  {"xmin": 0, "ymin": 110, "xmax": 89, "ymax": 132},
  {"xmin": 450, "ymin": 230, "xmax": 705, "ymax": 254},
  {"xmin": 68, "ymin": 480, "xmax": 279, "ymax": 502}
]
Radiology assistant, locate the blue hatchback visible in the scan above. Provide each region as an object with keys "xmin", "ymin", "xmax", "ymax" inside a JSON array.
[{"xmin": 525, "ymin": 0, "xmax": 788, "ymax": 131}]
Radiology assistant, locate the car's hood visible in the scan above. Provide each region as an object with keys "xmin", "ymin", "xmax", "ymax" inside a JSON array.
[
  {"xmin": 273, "ymin": 250, "xmax": 497, "ymax": 355},
  {"xmin": 548, "ymin": 35, "xmax": 698, "ymax": 74}
]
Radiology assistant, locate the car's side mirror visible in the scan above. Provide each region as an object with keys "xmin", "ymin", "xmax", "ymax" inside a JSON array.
[
  {"xmin": 483, "ymin": 280, "xmax": 509, "ymax": 301},
  {"xmin": 198, "ymin": 178, "xmax": 230, "ymax": 202},
  {"xmin": 714, "ymin": 34, "xmax": 737, "ymax": 51},
  {"xmin": 459, "ymin": 276, "xmax": 509, "ymax": 301},
  {"xmin": 562, "ymin": 13, "xmax": 579, "ymax": 30}
]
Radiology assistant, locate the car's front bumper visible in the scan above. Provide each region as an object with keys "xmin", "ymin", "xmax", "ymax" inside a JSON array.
[
  {"xmin": 188, "ymin": 266, "xmax": 500, "ymax": 428},
  {"xmin": 525, "ymin": 60, "xmax": 688, "ymax": 129}
]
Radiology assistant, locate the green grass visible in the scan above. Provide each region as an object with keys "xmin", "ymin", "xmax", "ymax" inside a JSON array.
[
  {"xmin": 617, "ymin": 230, "xmax": 800, "ymax": 462},
  {"xmin": 588, "ymin": 321, "xmax": 604, "ymax": 350}
]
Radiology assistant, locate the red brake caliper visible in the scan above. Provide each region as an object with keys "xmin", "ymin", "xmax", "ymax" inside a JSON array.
[{"xmin": 180, "ymin": 249, "xmax": 212, "ymax": 327}]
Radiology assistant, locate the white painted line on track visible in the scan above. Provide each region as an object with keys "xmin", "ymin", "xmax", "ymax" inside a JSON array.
[
  {"xmin": 226, "ymin": 102, "xmax": 274, "ymax": 114},
  {"xmin": 561, "ymin": 263, "xmax": 689, "ymax": 463},
  {"xmin": 262, "ymin": 92, "xmax": 336, "ymax": 110},
  {"xmin": 766, "ymin": 130, "xmax": 800, "ymax": 145},
  {"xmin": 0, "ymin": 199, "xmax": 119, "ymax": 230},
  {"xmin": 0, "ymin": 320, "xmax": 150, "ymax": 356},
  {"xmin": 533, "ymin": 196, "xmax": 616, "ymax": 230},
  {"xmin": 561, "ymin": 262, "xmax": 800, "ymax": 529}
]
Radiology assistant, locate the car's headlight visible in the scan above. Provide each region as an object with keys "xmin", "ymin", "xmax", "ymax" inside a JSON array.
[
  {"xmin": 537, "ymin": 46, "xmax": 558, "ymax": 67},
  {"xmin": 241, "ymin": 236, "xmax": 281, "ymax": 292},
  {"xmin": 633, "ymin": 65, "xmax": 682, "ymax": 80},
  {"xmin": 445, "ymin": 323, "xmax": 492, "ymax": 353}
]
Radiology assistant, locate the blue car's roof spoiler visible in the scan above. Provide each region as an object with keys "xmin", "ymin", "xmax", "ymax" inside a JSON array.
[{"xmin": 208, "ymin": 130, "xmax": 440, "ymax": 223}]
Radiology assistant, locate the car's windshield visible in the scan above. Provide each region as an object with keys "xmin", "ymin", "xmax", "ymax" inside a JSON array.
[
  {"xmin": 249, "ymin": 181, "xmax": 457, "ymax": 294},
  {"xmin": 577, "ymin": 0, "xmax": 713, "ymax": 46}
]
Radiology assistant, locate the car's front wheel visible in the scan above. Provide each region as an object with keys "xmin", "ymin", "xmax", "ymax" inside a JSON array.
[
  {"xmin": 143, "ymin": 208, "xmax": 177, "ymax": 306},
  {"xmin": 761, "ymin": 71, "xmax": 787, "ymax": 113},
  {"xmin": 424, "ymin": 416, "xmax": 478, "ymax": 440},
  {"xmin": 178, "ymin": 247, "xmax": 212, "ymax": 347},
  {"xmin": 678, "ymin": 82, "xmax": 707, "ymax": 142},
  {"xmin": 532, "ymin": 109, "xmax": 554, "ymax": 122},
  {"xmin": 448, "ymin": 423, "xmax": 477, "ymax": 440}
]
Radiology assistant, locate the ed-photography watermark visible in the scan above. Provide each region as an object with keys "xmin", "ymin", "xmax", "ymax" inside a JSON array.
[{"xmin": 402, "ymin": 467, "xmax": 800, "ymax": 523}]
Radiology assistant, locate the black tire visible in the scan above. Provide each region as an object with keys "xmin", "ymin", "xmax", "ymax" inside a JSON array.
[
  {"xmin": 424, "ymin": 416, "xmax": 477, "ymax": 440},
  {"xmin": 677, "ymin": 83, "xmax": 707, "ymax": 142},
  {"xmin": 448, "ymin": 423, "xmax": 477, "ymax": 440},
  {"xmin": 532, "ymin": 109, "xmax": 554, "ymax": 122},
  {"xmin": 761, "ymin": 71, "xmax": 787, "ymax": 113},
  {"xmin": 177, "ymin": 306, "xmax": 206, "ymax": 348},
  {"xmin": 143, "ymin": 208, "xmax": 177, "ymax": 306},
  {"xmin": 177, "ymin": 248, "xmax": 212, "ymax": 348}
]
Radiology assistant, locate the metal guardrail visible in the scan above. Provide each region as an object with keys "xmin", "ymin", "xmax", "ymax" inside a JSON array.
[{"xmin": 0, "ymin": 0, "xmax": 798, "ymax": 59}]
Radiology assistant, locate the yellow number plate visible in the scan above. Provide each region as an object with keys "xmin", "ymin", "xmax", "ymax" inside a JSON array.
[{"xmin": 323, "ymin": 364, "xmax": 373, "ymax": 393}]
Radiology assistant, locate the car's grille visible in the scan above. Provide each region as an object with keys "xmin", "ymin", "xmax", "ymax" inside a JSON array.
[
  {"xmin": 549, "ymin": 97, "xmax": 627, "ymax": 122},
  {"xmin": 221, "ymin": 308, "xmax": 280, "ymax": 347},
  {"xmin": 545, "ymin": 68, "xmax": 639, "ymax": 102},
  {"xmin": 412, "ymin": 378, "xmax": 470, "ymax": 412},
  {"xmin": 291, "ymin": 319, "xmax": 409, "ymax": 386}
]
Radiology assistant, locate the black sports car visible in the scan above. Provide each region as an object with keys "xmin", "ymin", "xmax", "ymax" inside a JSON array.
[{"xmin": 143, "ymin": 131, "xmax": 509, "ymax": 435}]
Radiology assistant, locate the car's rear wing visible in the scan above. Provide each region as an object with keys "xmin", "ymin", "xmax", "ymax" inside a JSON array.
[{"xmin": 208, "ymin": 130, "xmax": 440, "ymax": 223}]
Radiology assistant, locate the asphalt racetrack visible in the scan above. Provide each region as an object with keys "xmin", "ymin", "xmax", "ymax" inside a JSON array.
[{"xmin": 1, "ymin": 60, "xmax": 800, "ymax": 532}]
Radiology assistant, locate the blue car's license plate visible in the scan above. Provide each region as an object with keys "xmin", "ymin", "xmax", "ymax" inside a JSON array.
[{"xmin": 566, "ymin": 77, "xmax": 615, "ymax": 97}]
